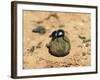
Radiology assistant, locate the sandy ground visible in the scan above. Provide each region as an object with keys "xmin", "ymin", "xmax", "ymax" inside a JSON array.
[{"xmin": 23, "ymin": 11, "xmax": 91, "ymax": 69}]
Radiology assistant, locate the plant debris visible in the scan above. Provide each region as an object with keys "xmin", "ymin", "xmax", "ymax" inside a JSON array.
[
  {"xmin": 85, "ymin": 43, "xmax": 90, "ymax": 47},
  {"xmin": 78, "ymin": 35, "xmax": 86, "ymax": 40},
  {"xmin": 82, "ymin": 39, "xmax": 91, "ymax": 43},
  {"xmin": 78, "ymin": 35, "xmax": 91, "ymax": 44},
  {"xmin": 27, "ymin": 46, "xmax": 35, "ymax": 53},
  {"xmin": 36, "ymin": 42, "xmax": 42, "ymax": 48}
]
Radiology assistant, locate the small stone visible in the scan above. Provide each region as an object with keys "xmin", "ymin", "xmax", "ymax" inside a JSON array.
[{"xmin": 32, "ymin": 26, "xmax": 46, "ymax": 34}]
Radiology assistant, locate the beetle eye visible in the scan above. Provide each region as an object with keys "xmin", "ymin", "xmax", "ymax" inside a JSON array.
[{"xmin": 58, "ymin": 32, "xmax": 63, "ymax": 36}]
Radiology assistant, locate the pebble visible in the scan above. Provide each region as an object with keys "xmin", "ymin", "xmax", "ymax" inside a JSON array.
[{"xmin": 32, "ymin": 26, "xmax": 46, "ymax": 34}]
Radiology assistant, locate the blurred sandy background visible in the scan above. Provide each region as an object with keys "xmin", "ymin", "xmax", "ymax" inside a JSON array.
[{"xmin": 23, "ymin": 10, "xmax": 91, "ymax": 69}]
